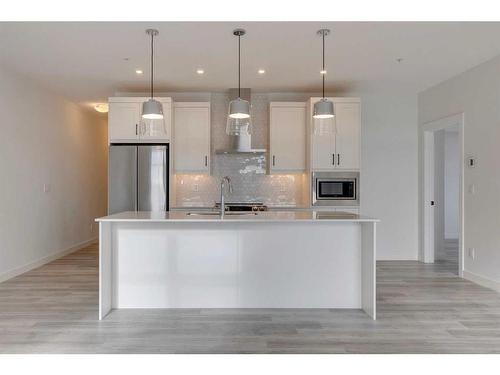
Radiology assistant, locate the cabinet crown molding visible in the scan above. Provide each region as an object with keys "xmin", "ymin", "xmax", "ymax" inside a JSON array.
[{"xmin": 108, "ymin": 97, "xmax": 172, "ymax": 103}]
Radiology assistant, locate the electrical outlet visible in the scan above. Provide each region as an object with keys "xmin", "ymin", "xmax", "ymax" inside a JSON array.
[
  {"xmin": 90, "ymin": 223, "xmax": 94, "ymax": 233},
  {"xmin": 193, "ymin": 184, "xmax": 199, "ymax": 192},
  {"xmin": 468, "ymin": 248, "xmax": 476, "ymax": 260}
]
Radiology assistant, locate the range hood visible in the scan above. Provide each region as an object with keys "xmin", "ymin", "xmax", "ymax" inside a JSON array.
[{"xmin": 216, "ymin": 88, "xmax": 267, "ymax": 154}]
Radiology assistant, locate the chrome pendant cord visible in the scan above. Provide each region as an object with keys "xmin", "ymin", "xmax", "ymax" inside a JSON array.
[
  {"xmin": 150, "ymin": 31, "xmax": 154, "ymax": 99},
  {"xmin": 238, "ymin": 32, "xmax": 241, "ymax": 98},
  {"xmin": 322, "ymin": 30, "xmax": 325, "ymax": 99}
]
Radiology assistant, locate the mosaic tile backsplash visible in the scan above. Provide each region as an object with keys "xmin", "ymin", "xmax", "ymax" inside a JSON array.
[{"xmin": 173, "ymin": 93, "xmax": 309, "ymax": 207}]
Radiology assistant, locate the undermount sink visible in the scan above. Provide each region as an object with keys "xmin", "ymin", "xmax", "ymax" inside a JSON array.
[{"xmin": 186, "ymin": 211, "xmax": 258, "ymax": 216}]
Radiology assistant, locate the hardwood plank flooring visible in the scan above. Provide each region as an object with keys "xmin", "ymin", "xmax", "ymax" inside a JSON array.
[
  {"xmin": 435, "ymin": 238, "xmax": 459, "ymax": 275},
  {"xmin": 1, "ymin": 242, "xmax": 500, "ymax": 353}
]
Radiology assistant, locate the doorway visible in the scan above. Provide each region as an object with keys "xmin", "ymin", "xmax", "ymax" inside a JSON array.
[{"xmin": 422, "ymin": 113, "xmax": 464, "ymax": 276}]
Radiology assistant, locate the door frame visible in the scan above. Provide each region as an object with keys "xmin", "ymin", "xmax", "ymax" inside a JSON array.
[{"xmin": 421, "ymin": 113, "xmax": 465, "ymax": 277}]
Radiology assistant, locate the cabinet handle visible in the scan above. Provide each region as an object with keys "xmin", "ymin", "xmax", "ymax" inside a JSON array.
[
  {"xmin": 337, "ymin": 153, "xmax": 340, "ymax": 166},
  {"xmin": 332, "ymin": 154, "xmax": 335, "ymax": 165},
  {"xmin": 135, "ymin": 124, "xmax": 138, "ymax": 135},
  {"xmin": 205, "ymin": 155, "xmax": 208, "ymax": 167},
  {"xmin": 272, "ymin": 155, "xmax": 276, "ymax": 166}
]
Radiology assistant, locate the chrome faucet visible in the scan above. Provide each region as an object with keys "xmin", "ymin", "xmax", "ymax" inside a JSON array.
[{"xmin": 220, "ymin": 176, "xmax": 233, "ymax": 218}]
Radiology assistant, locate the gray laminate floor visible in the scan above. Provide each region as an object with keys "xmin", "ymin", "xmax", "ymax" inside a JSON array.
[
  {"xmin": 1, "ymin": 242, "xmax": 500, "ymax": 353},
  {"xmin": 435, "ymin": 238, "xmax": 459, "ymax": 275}
]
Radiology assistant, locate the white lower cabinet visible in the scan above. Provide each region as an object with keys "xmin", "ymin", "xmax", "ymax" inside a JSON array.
[
  {"xmin": 173, "ymin": 102, "xmax": 210, "ymax": 173},
  {"xmin": 269, "ymin": 102, "xmax": 306, "ymax": 173},
  {"xmin": 108, "ymin": 97, "xmax": 172, "ymax": 143},
  {"xmin": 336, "ymin": 208, "xmax": 360, "ymax": 214}
]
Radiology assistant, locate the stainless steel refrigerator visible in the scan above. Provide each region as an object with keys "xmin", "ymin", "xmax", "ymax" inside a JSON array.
[{"xmin": 108, "ymin": 144, "xmax": 168, "ymax": 214}]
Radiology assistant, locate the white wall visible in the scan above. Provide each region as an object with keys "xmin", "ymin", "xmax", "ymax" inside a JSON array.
[
  {"xmin": 444, "ymin": 130, "xmax": 460, "ymax": 239},
  {"xmin": 0, "ymin": 65, "xmax": 108, "ymax": 281},
  {"xmin": 419, "ymin": 54, "xmax": 500, "ymax": 290},
  {"xmin": 356, "ymin": 89, "xmax": 419, "ymax": 260}
]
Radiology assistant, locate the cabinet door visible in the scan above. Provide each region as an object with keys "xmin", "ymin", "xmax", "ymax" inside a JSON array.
[
  {"xmin": 311, "ymin": 117, "xmax": 335, "ymax": 170},
  {"xmin": 173, "ymin": 105, "xmax": 210, "ymax": 173},
  {"xmin": 108, "ymin": 102, "xmax": 141, "ymax": 142},
  {"xmin": 334, "ymin": 102, "xmax": 360, "ymax": 170},
  {"xmin": 270, "ymin": 105, "xmax": 306, "ymax": 172},
  {"xmin": 140, "ymin": 101, "xmax": 171, "ymax": 142}
]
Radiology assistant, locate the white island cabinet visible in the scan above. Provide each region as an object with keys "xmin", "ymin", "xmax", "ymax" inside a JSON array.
[{"xmin": 96, "ymin": 211, "xmax": 378, "ymax": 320}]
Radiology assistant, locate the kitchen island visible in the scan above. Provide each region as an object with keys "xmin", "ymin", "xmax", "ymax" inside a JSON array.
[{"xmin": 96, "ymin": 211, "xmax": 379, "ymax": 320}]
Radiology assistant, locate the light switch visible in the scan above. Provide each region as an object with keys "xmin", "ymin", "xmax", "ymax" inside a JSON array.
[
  {"xmin": 466, "ymin": 156, "xmax": 476, "ymax": 168},
  {"xmin": 43, "ymin": 183, "xmax": 51, "ymax": 193},
  {"xmin": 468, "ymin": 184, "xmax": 476, "ymax": 194},
  {"xmin": 468, "ymin": 248, "xmax": 476, "ymax": 260}
]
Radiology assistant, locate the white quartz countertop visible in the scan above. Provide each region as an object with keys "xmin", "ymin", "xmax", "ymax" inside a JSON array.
[{"xmin": 95, "ymin": 210, "xmax": 379, "ymax": 223}]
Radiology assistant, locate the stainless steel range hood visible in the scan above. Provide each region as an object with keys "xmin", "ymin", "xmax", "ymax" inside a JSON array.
[{"xmin": 216, "ymin": 88, "xmax": 267, "ymax": 154}]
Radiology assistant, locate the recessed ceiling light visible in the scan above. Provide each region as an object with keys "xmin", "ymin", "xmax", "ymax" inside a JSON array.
[
  {"xmin": 258, "ymin": 69, "xmax": 266, "ymax": 74},
  {"xmin": 94, "ymin": 103, "xmax": 109, "ymax": 113},
  {"xmin": 196, "ymin": 69, "xmax": 205, "ymax": 75},
  {"xmin": 320, "ymin": 69, "xmax": 327, "ymax": 75},
  {"xmin": 135, "ymin": 69, "xmax": 143, "ymax": 75}
]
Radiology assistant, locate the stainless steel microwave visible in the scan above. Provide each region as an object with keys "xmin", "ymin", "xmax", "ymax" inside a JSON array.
[{"xmin": 312, "ymin": 171, "xmax": 360, "ymax": 207}]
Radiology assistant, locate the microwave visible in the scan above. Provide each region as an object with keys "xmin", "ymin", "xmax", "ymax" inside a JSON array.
[{"xmin": 312, "ymin": 171, "xmax": 359, "ymax": 207}]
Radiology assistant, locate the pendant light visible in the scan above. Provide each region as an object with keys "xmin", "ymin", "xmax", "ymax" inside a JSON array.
[
  {"xmin": 142, "ymin": 29, "xmax": 163, "ymax": 120},
  {"xmin": 226, "ymin": 29, "xmax": 251, "ymax": 136},
  {"xmin": 313, "ymin": 29, "xmax": 334, "ymax": 120}
]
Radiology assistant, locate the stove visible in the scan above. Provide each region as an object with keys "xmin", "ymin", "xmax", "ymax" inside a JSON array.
[{"xmin": 214, "ymin": 202, "xmax": 268, "ymax": 212}]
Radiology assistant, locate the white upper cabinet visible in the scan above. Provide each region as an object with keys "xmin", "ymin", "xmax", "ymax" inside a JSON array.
[
  {"xmin": 173, "ymin": 102, "xmax": 211, "ymax": 173},
  {"xmin": 108, "ymin": 102, "xmax": 141, "ymax": 142},
  {"xmin": 309, "ymin": 98, "xmax": 361, "ymax": 171},
  {"xmin": 269, "ymin": 102, "xmax": 307, "ymax": 173},
  {"xmin": 108, "ymin": 97, "xmax": 172, "ymax": 143},
  {"xmin": 334, "ymin": 101, "xmax": 360, "ymax": 170}
]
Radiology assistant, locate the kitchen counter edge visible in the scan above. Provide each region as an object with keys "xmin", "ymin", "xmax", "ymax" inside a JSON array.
[{"xmin": 95, "ymin": 211, "xmax": 379, "ymax": 223}]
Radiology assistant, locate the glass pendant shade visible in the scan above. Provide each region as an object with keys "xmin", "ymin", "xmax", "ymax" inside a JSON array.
[
  {"xmin": 140, "ymin": 116, "xmax": 167, "ymax": 138},
  {"xmin": 313, "ymin": 116, "xmax": 336, "ymax": 136},
  {"xmin": 226, "ymin": 100, "xmax": 251, "ymax": 136},
  {"xmin": 142, "ymin": 98, "xmax": 163, "ymax": 120},
  {"xmin": 141, "ymin": 99, "xmax": 166, "ymax": 138},
  {"xmin": 313, "ymin": 99, "xmax": 335, "ymax": 136}
]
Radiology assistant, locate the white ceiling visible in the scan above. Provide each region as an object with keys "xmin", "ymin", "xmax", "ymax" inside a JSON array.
[{"xmin": 2, "ymin": 22, "xmax": 500, "ymax": 106}]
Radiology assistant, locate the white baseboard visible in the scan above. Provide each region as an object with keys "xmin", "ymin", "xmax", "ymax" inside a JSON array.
[
  {"xmin": 463, "ymin": 270, "xmax": 500, "ymax": 293},
  {"xmin": 0, "ymin": 237, "xmax": 98, "ymax": 283}
]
